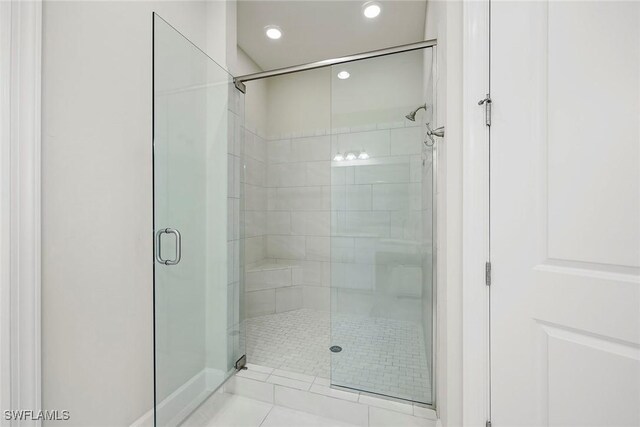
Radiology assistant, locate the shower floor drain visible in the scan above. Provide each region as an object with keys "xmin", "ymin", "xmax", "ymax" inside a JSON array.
[{"xmin": 330, "ymin": 345, "xmax": 342, "ymax": 353}]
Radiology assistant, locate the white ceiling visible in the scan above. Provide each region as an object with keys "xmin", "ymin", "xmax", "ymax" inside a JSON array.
[{"xmin": 237, "ymin": 0, "xmax": 428, "ymax": 71}]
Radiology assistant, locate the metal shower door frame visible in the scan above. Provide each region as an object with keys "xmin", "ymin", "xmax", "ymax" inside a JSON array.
[{"xmin": 233, "ymin": 39, "xmax": 437, "ymax": 91}]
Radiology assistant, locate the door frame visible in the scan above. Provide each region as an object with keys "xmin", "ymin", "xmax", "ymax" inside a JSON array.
[
  {"xmin": 460, "ymin": 0, "xmax": 491, "ymax": 425},
  {"xmin": 0, "ymin": 0, "xmax": 43, "ymax": 421}
]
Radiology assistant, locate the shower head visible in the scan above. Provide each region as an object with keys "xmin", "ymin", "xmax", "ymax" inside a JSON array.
[{"xmin": 405, "ymin": 103, "xmax": 427, "ymax": 121}]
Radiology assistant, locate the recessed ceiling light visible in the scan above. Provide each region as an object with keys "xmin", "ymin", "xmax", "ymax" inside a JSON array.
[
  {"xmin": 362, "ymin": 2, "xmax": 381, "ymax": 19},
  {"xmin": 337, "ymin": 71, "xmax": 350, "ymax": 80},
  {"xmin": 265, "ymin": 25, "xmax": 282, "ymax": 40}
]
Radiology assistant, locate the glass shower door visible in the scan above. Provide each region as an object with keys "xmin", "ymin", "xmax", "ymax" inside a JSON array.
[
  {"xmin": 329, "ymin": 48, "xmax": 435, "ymax": 405},
  {"xmin": 153, "ymin": 14, "xmax": 244, "ymax": 426}
]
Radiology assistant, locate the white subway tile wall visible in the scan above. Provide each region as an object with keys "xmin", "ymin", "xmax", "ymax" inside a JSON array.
[
  {"xmin": 242, "ymin": 124, "xmax": 270, "ymax": 317},
  {"xmin": 244, "ymin": 121, "xmax": 424, "ymax": 319}
]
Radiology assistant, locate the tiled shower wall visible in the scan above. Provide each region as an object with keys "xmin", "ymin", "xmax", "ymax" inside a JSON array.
[
  {"xmin": 243, "ymin": 122, "xmax": 425, "ymax": 319},
  {"xmin": 243, "ymin": 131, "xmax": 332, "ymax": 318},
  {"xmin": 243, "ymin": 129, "xmax": 268, "ymax": 266},
  {"xmin": 227, "ymin": 88, "xmax": 244, "ymax": 366},
  {"xmin": 330, "ymin": 123, "xmax": 425, "ymax": 322},
  {"xmin": 264, "ymin": 133, "xmax": 333, "ymax": 311}
]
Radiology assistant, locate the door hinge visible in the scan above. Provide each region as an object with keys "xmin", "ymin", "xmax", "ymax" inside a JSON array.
[
  {"xmin": 485, "ymin": 262, "xmax": 491, "ymax": 286},
  {"xmin": 478, "ymin": 94, "xmax": 492, "ymax": 126},
  {"xmin": 486, "ymin": 421, "xmax": 492, "ymax": 427},
  {"xmin": 235, "ymin": 354, "xmax": 247, "ymax": 370}
]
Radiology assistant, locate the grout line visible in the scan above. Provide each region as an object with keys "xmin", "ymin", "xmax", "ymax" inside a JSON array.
[
  {"xmin": 367, "ymin": 404, "xmax": 370, "ymax": 427},
  {"xmin": 233, "ymin": 367, "xmax": 432, "ymax": 425},
  {"xmin": 257, "ymin": 404, "xmax": 275, "ymax": 427}
]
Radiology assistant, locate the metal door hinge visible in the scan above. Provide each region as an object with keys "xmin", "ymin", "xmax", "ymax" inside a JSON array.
[
  {"xmin": 478, "ymin": 94, "xmax": 492, "ymax": 127},
  {"xmin": 486, "ymin": 421, "xmax": 492, "ymax": 427},
  {"xmin": 235, "ymin": 354, "xmax": 247, "ymax": 370},
  {"xmin": 485, "ymin": 262, "xmax": 491, "ymax": 286}
]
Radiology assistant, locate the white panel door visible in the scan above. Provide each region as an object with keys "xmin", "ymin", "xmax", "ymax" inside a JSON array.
[{"xmin": 491, "ymin": 2, "xmax": 640, "ymax": 426}]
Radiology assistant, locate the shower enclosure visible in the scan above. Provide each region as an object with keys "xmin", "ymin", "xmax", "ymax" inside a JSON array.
[
  {"xmin": 237, "ymin": 45, "xmax": 437, "ymax": 406},
  {"xmin": 153, "ymin": 14, "xmax": 437, "ymax": 424}
]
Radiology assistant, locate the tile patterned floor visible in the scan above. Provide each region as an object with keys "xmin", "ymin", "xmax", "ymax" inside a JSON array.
[
  {"xmin": 246, "ymin": 309, "xmax": 331, "ymax": 378},
  {"xmin": 181, "ymin": 364, "xmax": 437, "ymax": 427},
  {"xmin": 246, "ymin": 309, "xmax": 432, "ymax": 404},
  {"xmin": 183, "ymin": 388, "xmax": 436, "ymax": 427}
]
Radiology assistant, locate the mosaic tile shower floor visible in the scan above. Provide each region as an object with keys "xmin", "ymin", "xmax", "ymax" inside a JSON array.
[{"xmin": 246, "ymin": 308, "xmax": 432, "ymax": 403}]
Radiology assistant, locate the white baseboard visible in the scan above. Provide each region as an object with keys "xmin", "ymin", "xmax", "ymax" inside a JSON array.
[{"xmin": 131, "ymin": 368, "xmax": 227, "ymax": 427}]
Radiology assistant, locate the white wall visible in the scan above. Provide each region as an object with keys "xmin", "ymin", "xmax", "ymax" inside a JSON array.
[
  {"xmin": 331, "ymin": 53, "xmax": 426, "ymax": 128},
  {"xmin": 41, "ymin": 2, "xmax": 230, "ymax": 425},
  {"xmin": 265, "ymin": 69, "xmax": 331, "ymax": 139},
  {"xmin": 235, "ymin": 48, "xmax": 268, "ymax": 135},
  {"xmin": 264, "ymin": 53, "xmax": 425, "ymax": 138},
  {"xmin": 424, "ymin": 0, "xmax": 465, "ymax": 425}
]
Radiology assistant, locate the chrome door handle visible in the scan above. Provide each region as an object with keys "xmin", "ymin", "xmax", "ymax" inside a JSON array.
[{"xmin": 155, "ymin": 228, "xmax": 182, "ymax": 265}]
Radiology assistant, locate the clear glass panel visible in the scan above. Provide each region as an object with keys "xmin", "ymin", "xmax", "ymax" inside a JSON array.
[
  {"xmin": 153, "ymin": 14, "xmax": 244, "ymax": 426},
  {"xmin": 330, "ymin": 48, "xmax": 435, "ymax": 405},
  {"xmin": 241, "ymin": 70, "xmax": 333, "ymax": 380}
]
